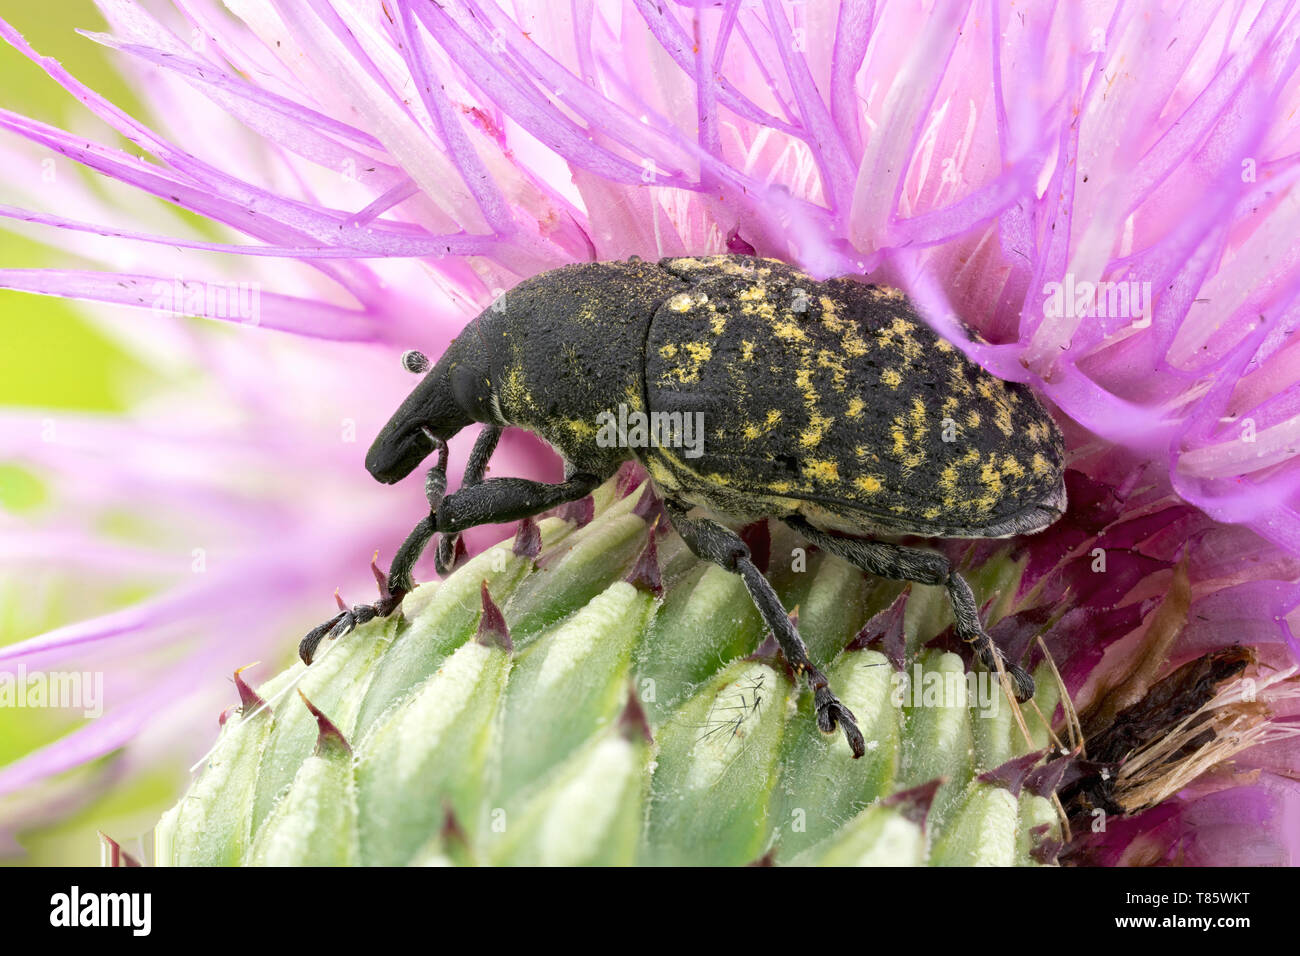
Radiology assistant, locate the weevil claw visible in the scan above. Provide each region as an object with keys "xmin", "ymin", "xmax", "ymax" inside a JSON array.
[
  {"xmin": 973, "ymin": 640, "xmax": 1035, "ymax": 703},
  {"xmin": 814, "ymin": 685, "xmax": 866, "ymax": 758},
  {"xmin": 299, "ymin": 611, "xmax": 345, "ymax": 665},
  {"xmin": 1007, "ymin": 662, "xmax": 1036, "ymax": 702}
]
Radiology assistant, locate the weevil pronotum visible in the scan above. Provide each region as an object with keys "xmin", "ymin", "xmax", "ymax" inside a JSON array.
[{"xmin": 299, "ymin": 254, "xmax": 1067, "ymax": 758}]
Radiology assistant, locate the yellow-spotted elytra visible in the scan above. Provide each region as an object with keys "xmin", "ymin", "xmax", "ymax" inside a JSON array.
[{"xmin": 299, "ymin": 254, "xmax": 1066, "ymax": 759}]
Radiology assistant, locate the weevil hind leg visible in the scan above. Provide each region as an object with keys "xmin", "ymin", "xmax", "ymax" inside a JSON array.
[
  {"xmin": 663, "ymin": 498, "xmax": 866, "ymax": 758},
  {"xmin": 784, "ymin": 515, "xmax": 1035, "ymax": 702}
]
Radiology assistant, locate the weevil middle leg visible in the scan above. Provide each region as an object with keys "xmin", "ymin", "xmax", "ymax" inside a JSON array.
[
  {"xmin": 434, "ymin": 425, "xmax": 503, "ymax": 575},
  {"xmin": 663, "ymin": 499, "xmax": 866, "ymax": 758},
  {"xmin": 784, "ymin": 515, "xmax": 1036, "ymax": 701}
]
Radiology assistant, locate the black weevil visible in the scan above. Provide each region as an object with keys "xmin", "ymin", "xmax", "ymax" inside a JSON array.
[{"xmin": 299, "ymin": 254, "xmax": 1067, "ymax": 758}]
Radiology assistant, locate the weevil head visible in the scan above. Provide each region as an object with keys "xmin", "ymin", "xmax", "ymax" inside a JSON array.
[{"xmin": 366, "ymin": 319, "xmax": 496, "ymax": 484}]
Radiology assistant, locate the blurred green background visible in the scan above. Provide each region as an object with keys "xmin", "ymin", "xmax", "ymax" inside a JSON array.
[{"xmin": 0, "ymin": 0, "xmax": 185, "ymax": 865}]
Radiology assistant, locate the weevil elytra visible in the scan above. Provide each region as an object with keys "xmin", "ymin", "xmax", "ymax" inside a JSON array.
[{"xmin": 300, "ymin": 254, "xmax": 1067, "ymax": 758}]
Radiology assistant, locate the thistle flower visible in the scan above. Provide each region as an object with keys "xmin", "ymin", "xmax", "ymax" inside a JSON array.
[{"xmin": 2, "ymin": 0, "xmax": 1299, "ymax": 865}]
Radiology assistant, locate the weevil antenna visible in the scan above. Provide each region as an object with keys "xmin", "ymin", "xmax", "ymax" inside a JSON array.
[{"xmin": 402, "ymin": 349, "xmax": 430, "ymax": 374}]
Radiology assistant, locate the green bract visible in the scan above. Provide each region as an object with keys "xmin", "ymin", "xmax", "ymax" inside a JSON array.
[{"xmin": 156, "ymin": 474, "xmax": 1063, "ymax": 866}]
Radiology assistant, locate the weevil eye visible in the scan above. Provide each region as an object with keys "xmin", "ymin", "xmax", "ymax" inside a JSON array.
[{"xmin": 401, "ymin": 350, "xmax": 430, "ymax": 374}]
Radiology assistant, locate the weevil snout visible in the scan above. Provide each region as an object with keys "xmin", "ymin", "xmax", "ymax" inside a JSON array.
[{"xmin": 365, "ymin": 423, "xmax": 440, "ymax": 484}]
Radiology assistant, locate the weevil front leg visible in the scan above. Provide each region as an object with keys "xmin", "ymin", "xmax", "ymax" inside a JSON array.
[
  {"xmin": 298, "ymin": 441, "xmax": 452, "ymax": 663},
  {"xmin": 432, "ymin": 471, "xmax": 601, "ymax": 534},
  {"xmin": 663, "ymin": 499, "xmax": 866, "ymax": 758},
  {"xmin": 784, "ymin": 515, "xmax": 1036, "ymax": 701},
  {"xmin": 434, "ymin": 425, "xmax": 503, "ymax": 576},
  {"xmin": 298, "ymin": 457, "xmax": 601, "ymax": 664}
]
